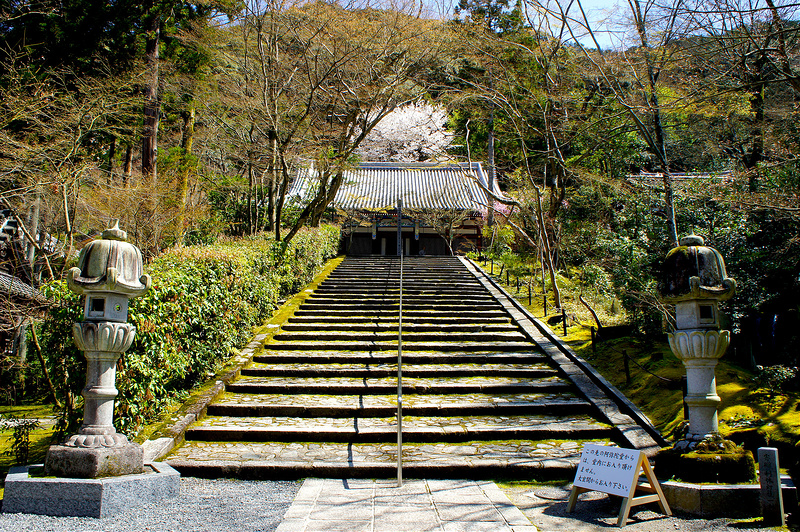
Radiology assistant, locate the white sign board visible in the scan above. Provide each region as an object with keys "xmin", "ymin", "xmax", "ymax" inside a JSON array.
[{"xmin": 573, "ymin": 444, "xmax": 641, "ymax": 498}]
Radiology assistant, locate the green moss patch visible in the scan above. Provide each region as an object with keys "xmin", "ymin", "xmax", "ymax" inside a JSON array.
[{"xmin": 654, "ymin": 445, "xmax": 756, "ymax": 484}]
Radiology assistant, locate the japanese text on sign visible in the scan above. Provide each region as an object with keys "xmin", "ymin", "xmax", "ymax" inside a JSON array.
[{"xmin": 573, "ymin": 444, "xmax": 641, "ymax": 498}]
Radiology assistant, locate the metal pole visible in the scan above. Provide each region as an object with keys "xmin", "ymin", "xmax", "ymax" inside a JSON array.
[
  {"xmin": 397, "ymin": 198, "xmax": 403, "ymax": 486},
  {"xmin": 397, "ymin": 198, "xmax": 402, "ymax": 257}
]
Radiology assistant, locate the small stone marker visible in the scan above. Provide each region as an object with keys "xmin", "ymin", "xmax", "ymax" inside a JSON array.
[
  {"xmin": 758, "ymin": 447, "xmax": 785, "ymax": 526},
  {"xmin": 568, "ymin": 444, "xmax": 670, "ymax": 527}
]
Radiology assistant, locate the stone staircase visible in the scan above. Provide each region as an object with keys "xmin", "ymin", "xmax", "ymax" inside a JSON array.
[{"xmin": 165, "ymin": 256, "xmax": 662, "ymax": 479}]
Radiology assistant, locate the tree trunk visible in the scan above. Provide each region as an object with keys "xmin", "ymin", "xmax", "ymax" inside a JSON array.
[
  {"xmin": 534, "ymin": 189, "xmax": 562, "ymax": 309},
  {"xmin": 648, "ymin": 62, "xmax": 678, "ymax": 246},
  {"xmin": 487, "ymin": 108, "xmax": 496, "ymax": 227},
  {"xmin": 746, "ymin": 76, "xmax": 765, "ymax": 192},
  {"xmin": 25, "ymin": 192, "xmax": 40, "ymax": 269},
  {"xmin": 247, "ymin": 159, "xmax": 254, "ymax": 235},
  {"xmin": 284, "ymin": 170, "xmax": 344, "ymax": 243},
  {"xmin": 176, "ymin": 106, "xmax": 195, "ymax": 246},
  {"xmin": 631, "ymin": 0, "xmax": 678, "ymax": 247},
  {"xmin": 107, "ymin": 136, "xmax": 116, "ymax": 185},
  {"xmin": 61, "ymin": 183, "xmax": 75, "ymax": 278},
  {"xmin": 266, "ymin": 132, "xmax": 277, "ymax": 232},
  {"xmin": 123, "ymin": 143, "xmax": 133, "ymax": 186},
  {"xmin": 142, "ymin": 15, "xmax": 160, "ymax": 185},
  {"xmin": 274, "ymin": 156, "xmax": 291, "ymax": 242},
  {"xmin": 30, "ymin": 325, "xmax": 61, "ymax": 408}
]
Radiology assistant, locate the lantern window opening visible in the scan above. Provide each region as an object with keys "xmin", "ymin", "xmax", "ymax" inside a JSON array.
[
  {"xmin": 89, "ymin": 297, "xmax": 106, "ymax": 317},
  {"xmin": 699, "ymin": 304, "xmax": 715, "ymax": 324}
]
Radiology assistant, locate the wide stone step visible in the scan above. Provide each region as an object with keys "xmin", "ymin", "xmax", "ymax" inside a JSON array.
[
  {"xmin": 298, "ymin": 303, "xmax": 505, "ymax": 312},
  {"xmin": 304, "ymin": 296, "xmax": 499, "ymax": 305},
  {"xmin": 313, "ymin": 287, "xmax": 486, "ymax": 295},
  {"xmin": 167, "ymin": 439, "xmax": 604, "ymax": 479},
  {"xmin": 279, "ymin": 323, "xmax": 518, "ymax": 333},
  {"xmin": 326, "ymin": 267, "xmax": 467, "ymax": 274},
  {"xmin": 226, "ymin": 375, "xmax": 569, "ymax": 395},
  {"xmin": 322, "ymin": 278, "xmax": 479, "ymax": 284},
  {"xmin": 252, "ymin": 352, "xmax": 546, "ymax": 364},
  {"xmin": 270, "ymin": 331, "xmax": 526, "ymax": 342},
  {"xmin": 309, "ymin": 290, "xmax": 492, "ymax": 297},
  {"xmin": 186, "ymin": 415, "xmax": 612, "ymax": 443},
  {"xmin": 323, "ymin": 270, "xmax": 476, "ymax": 275},
  {"xmin": 207, "ymin": 392, "xmax": 591, "ymax": 417},
  {"xmin": 241, "ymin": 362, "xmax": 558, "ymax": 378},
  {"xmin": 322, "ymin": 277, "xmax": 478, "ymax": 284},
  {"xmin": 292, "ymin": 310, "xmax": 510, "ymax": 319},
  {"xmin": 286, "ymin": 316, "xmax": 512, "ymax": 325},
  {"xmin": 263, "ymin": 340, "xmax": 535, "ymax": 352}
]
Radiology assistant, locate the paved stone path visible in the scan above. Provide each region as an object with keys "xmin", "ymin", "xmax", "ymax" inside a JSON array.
[{"xmin": 275, "ymin": 478, "xmax": 535, "ymax": 532}]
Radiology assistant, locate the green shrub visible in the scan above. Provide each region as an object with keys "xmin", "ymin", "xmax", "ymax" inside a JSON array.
[
  {"xmin": 36, "ymin": 225, "xmax": 340, "ymax": 437},
  {"xmin": 0, "ymin": 414, "xmax": 41, "ymax": 465},
  {"xmin": 755, "ymin": 365, "xmax": 799, "ymax": 395}
]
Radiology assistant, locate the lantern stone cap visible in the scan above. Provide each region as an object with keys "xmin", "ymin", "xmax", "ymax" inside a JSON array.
[
  {"xmin": 680, "ymin": 234, "xmax": 704, "ymax": 246},
  {"xmin": 67, "ymin": 222, "xmax": 151, "ymax": 298},
  {"xmin": 101, "ymin": 220, "xmax": 127, "ymax": 241},
  {"xmin": 660, "ymin": 234, "xmax": 736, "ymax": 303}
]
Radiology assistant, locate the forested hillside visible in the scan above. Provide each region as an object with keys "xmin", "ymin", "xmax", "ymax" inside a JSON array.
[{"xmin": 1, "ymin": 0, "xmax": 798, "ymax": 388}]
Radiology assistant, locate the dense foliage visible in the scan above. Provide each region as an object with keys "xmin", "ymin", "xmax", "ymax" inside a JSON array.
[
  {"xmin": 33, "ymin": 225, "xmax": 340, "ymax": 437},
  {"xmin": 2, "ymin": 1, "xmax": 799, "ymax": 429}
]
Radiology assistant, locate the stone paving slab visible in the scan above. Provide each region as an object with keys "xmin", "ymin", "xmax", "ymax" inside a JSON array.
[{"xmin": 274, "ymin": 479, "xmax": 536, "ymax": 532}]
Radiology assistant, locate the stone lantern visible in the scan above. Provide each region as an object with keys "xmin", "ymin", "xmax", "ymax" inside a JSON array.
[
  {"xmin": 660, "ymin": 234, "xmax": 736, "ymax": 446},
  {"xmin": 45, "ymin": 222, "xmax": 151, "ymax": 478}
]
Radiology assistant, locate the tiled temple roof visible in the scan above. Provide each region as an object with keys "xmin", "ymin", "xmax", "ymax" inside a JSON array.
[{"xmin": 288, "ymin": 162, "xmax": 497, "ymax": 212}]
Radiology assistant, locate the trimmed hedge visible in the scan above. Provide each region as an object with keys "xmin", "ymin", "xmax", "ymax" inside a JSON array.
[{"xmin": 38, "ymin": 225, "xmax": 340, "ymax": 437}]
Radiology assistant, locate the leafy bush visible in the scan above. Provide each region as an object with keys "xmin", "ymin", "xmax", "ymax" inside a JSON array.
[
  {"xmin": 0, "ymin": 414, "xmax": 41, "ymax": 465},
  {"xmin": 36, "ymin": 225, "xmax": 340, "ymax": 437},
  {"xmin": 755, "ymin": 365, "xmax": 799, "ymax": 395}
]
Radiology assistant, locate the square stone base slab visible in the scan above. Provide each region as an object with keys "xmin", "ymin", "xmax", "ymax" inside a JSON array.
[
  {"xmin": 661, "ymin": 476, "xmax": 796, "ymax": 518},
  {"xmin": 2, "ymin": 462, "xmax": 180, "ymax": 518},
  {"xmin": 45, "ymin": 442, "xmax": 143, "ymax": 478}
]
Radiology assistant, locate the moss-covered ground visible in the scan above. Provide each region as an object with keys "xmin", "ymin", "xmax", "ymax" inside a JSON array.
[
  {"xmin": 489, "ymin": 270, "xmax": 800, "ymax": 463},
  {"xmin": 0, "ymin": 404, "xmax": 57, "ymax": 498}
]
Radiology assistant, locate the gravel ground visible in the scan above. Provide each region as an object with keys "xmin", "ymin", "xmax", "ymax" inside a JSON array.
[
  {"xmin": 1, "ymin": 477, "xmax": 796, "ymax": 532},
  {"xmin": 0, "ymin": 477, "xmax": 301, "ymax": 532},
  {"xmin": 503, "ymin": 484, "xmax": 795, "ymax": 532}
]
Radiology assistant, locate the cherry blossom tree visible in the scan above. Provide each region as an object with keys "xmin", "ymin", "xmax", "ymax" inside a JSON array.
[{"xmin": 355, "ymin": 102, "xmax": 453, "ymax": 162}]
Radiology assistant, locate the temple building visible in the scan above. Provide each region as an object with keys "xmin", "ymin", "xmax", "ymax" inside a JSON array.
[{"xmin": 288, "ymin": 162, "xmax": 497, "ymax": 255}]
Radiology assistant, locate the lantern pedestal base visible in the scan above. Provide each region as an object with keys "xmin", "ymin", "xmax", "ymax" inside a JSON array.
[
  {"xmin": 44, "ymin": 442, "xmax": 144, "ymax": 479},
  {"xmin": 2, "ymin": 462, "xmax": 179, "ymax": 518}
]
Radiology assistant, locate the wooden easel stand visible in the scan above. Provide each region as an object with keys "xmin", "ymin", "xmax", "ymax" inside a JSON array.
[{"xmin": 567, "ymin": 452, "xmax": 671, "ymax": 527}]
